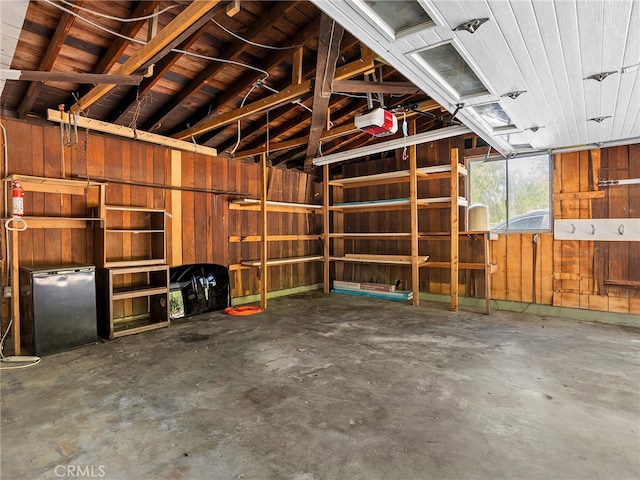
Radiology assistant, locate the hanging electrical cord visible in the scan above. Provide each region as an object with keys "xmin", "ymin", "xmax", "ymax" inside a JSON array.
[
  {"xmin": 0, "ymin": 319, "xmax": 41, "ymax": 369},
  {"xmin": 57, "ymin": 0, "xmax": 179, "ymax": 22},
  {"xmin": 230, "ymin": 81, "xmax": 263, "ymax": 155},
  {"xmin": 260, "ymin": 83, "xmax": 313, "ymax": 113},
  {"xmin": 211, "ymin": 18, "xmax": 304, "ymax": 51},
  {"xmin": 41, "ymin": 0, "xmax": 273, "ymax": 80},
  {"xmin": 402, "ymin": 111, "xmax": 409, "ymax": 160}
]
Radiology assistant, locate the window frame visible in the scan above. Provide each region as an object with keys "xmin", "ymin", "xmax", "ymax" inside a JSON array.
[{"xmin": 465, "ymin": 153, "xmax": 553, "ymax": 234}]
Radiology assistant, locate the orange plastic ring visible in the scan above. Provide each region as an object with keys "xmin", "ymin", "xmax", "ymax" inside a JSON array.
[{"xmin": 223, "ymin": 306, "xmax": 264, "ymax": 316}]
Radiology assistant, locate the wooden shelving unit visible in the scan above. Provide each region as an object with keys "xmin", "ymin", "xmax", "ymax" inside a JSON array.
[
  {"xmin": 96, "ymin": 264, "xmax": 169, "ymax": 339},
  {"xmin": 228, "ymin": 153, "xmax": 323, "ymax": 309},
  {"xmin": 322, "ymin": 148, "xmax": 495, "ymax": 312},
  {"xmin": 95, "ymin": 205, "xmax": 166, "ymax": 267},
  {"xmin": 1, "ymin": 175, "xmax": 105, "ymax": 355},
  {"xmin": 94, "ymin": 205, "xmax": 169, "ymax": 338}
]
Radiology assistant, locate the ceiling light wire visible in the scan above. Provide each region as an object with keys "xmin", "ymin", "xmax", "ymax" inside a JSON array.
[
  {"xmin": 230, "ymin": 82, "xmax": 262, "ymax": 155},
  {"xmin": 41, "ymin": 0, "xmax": 272, "ymax": 79},
  {"xmin": 57, "ymin": 0, "xmax": 179, "ymax": 22},
  {"xmin": 211, "ymin": 18, "xmax": 304, "ymax": 50}
]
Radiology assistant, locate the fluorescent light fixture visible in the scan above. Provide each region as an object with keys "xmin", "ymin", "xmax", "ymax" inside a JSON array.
[
  {"xmin": 313, "ymin": 125, "xmax": 471, "ymax": 166},
  {"xmin": 358, "ymin": 0, "xmax": 436, "ymax": 38},
  {"xmin": 414, "ymin": 42, "xmax": 490, "ymax": 98}
]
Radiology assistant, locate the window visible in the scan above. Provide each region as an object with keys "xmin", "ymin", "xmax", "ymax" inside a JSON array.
[
  {"xmin": 415, "ymin": 42, "xmax": 490, "ymax": 98},
  {"xmin": 360, "ymin": 0, "xmax": 435, "ymax": 38},
  {"xmin": 467, "ymin": 154, "xmax": 551, "ymax": 232}
]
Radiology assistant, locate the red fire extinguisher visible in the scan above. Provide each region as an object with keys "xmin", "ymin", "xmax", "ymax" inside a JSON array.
[{"xmin": 12, "ymin": 181, "xmax": 24, "ymax": 218}]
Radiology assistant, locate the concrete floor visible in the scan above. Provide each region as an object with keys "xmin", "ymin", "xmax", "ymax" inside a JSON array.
[{"xmin": 1, "ymin": 291, "xmax": 639, "ymax": 480}]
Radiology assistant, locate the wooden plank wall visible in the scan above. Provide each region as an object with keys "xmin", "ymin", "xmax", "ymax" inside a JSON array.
[
  {"xmin": 0, "ymin": 118, "xmax": 323, "ymax": 328},
  {"xmin": 337, "ymin": 138, "xmax": 638, "ymax": 315},
  {"xmin": 1, "ymin": 117, "xmax": 635, "ymax": 319}
]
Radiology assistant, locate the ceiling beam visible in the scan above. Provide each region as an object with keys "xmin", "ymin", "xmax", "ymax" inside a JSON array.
[
  {"xmin": 173, "ymin": 53, "xmax": 374, "ymax": 141},
  {"xmin": 172, "ymin": 81, "xmax": 314, "ymax": 140},
  {"xmin": 143, "ymin": 1, "xmax": 299, "ymax": 131},
  {"xmin": 92, "ymin": 0, "xmax": 161, "ymax": 74},
  {"xmin": 234, "ymin": 99, "xmax": 440, "ymax": 159},
  {"xmin": 17, "ymin": 0, "xmax": 83, "ymax": 119},
  {"xmin": 46, "ymin": 108, "xmax": 217, "ymax": 157},
  {"xmin": 70, "ymin": 0, "xmax": 222, "ymax": 114},
  {"xmin": 304, "ymin": 14, "xmax": 344, "ymax": 172},
  {"xmin": 108, "ymin": 4, "xmax": 228, "ymax": 125},
  {"xmin": 331, "ymin": 80, "xmax": 420, "ymax": 95},
  {"xmin": 168, "ymin": 15, "xmax": 322, "ymax": 140},
  {"xmin": 5, "ymin": 70, "xmax": 143, "ymax": 85}
]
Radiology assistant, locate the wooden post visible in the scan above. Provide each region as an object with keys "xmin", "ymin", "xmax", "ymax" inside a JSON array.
[
  {"xmin": 292, "ymin": 46, "xmax": 304, "ymax": 85},
  {"xmin": 484, "ymin": 233, "xmax": 491, "ymax": 314},
  {"xmin": 450, "ymin": 149, "xmax": 459, "ymax": 312},
  {"xmin": 323, "ymin": 164, "xmax": 330, "ymax": 293},
  {"xmin": 409, "ymin": 120, "xmax": 419, "ymax": 306},
  {"xmin": 260, "ymin": 152, "xmax": 268, "ymax": 309},
  {"xmin": 170, "ymin": 150, "xmax": 182, "ymax": 266},
  {"xmin": 11, "ymin": 228, "xmax": 20, "ymax": 355}
]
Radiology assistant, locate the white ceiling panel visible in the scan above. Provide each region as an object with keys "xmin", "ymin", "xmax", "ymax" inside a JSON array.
[{"xmin": 314, "ymin": 0, "xmax": 640, "ymax": 155}]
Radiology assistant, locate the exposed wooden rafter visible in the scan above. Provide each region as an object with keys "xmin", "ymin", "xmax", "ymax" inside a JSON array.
[
  {"xmin": 46, "ymin": 108, "xmax": 218, "ymax": 157},
  {"xmin": 172, "ymin": 81, "xmax": 314, "ymax": 140},
  {"xmin": 70, "ymin": 0, "xmax": 222, "ymax": 114},
  {"xmin": 108, "ymin": 3, "xmax": 228, "ymax": 125},
  {"xmin": 304, "ymin": 14, "xmax": 344, "ymax": 171},
  {"xmin": 17, "ymin": 0, "xmax": 84, "ymax": 119},
  {"xmin": 5, "ymin": 70, "xmax": 143, "ymax": 85},
  {"xmin": 331, "ymin": 80, "xmax": 420, "ymax": 95},
  {"xmin": 92, "ymin": 1, "xmax": 161, "ymax": 74},
  {"xmin": 143, "ymin": 1, "xmax": 299, "ymax": 132}
]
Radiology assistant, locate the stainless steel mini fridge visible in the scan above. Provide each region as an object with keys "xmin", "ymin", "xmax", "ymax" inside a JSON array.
[{"xmin": 19, "ymin": 264, "xmax": 97, "ymax": 355}]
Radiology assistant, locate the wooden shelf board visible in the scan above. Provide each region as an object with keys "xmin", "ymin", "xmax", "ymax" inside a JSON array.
[
  {"xmin": 106, "ymin": 228, "xmax": 165, "ymax": 233},
  {"xmin": 241, "ymin": 255, "xmax": 324, "ymax": 267},
  {"xmin": 105, "ymin": 259, "xmax": 166, "ymax": 267},
  {"xmin": 229, "ymin": 234, "xmax": 321, "ymax": 242},
  {"xmin": 3, "ymin": 174, "xmax": 103, "ymax": 195},
  {"xmin": 331, "ymin": 254, "xmax": 429, "ymax": 265},
  {"xmin": 230, "ymin": 199, "xmax": 323, "ymax": 212},
  {"xmin": 112, "ymin": 319, "xmax": 169, "ymax": 338},
  {"xmin": 105, "ymin": 205, "xmax": 165, "ymax": 213},
  {"xmin": 419, "ymin": 231, "xmax": 491, "ymax": 240},
  {"xmin": 416, "ymin": 196, "xmax": 468, "ymax": 207},
  {"xmin": 4, "ymin": 216, "xmax": 100, "ymax": 228},
  {"xmin": 330, "ymin": 232, "xmax": 411, "ymax": 239},
  {"xmin": 107, "ymin": 264, "xmax": 169, "ymax": 275},
  {"xmin": 112, "ymin": 285, "xmax": 169, "ymax": 301},
  {"xmin": 328, "ymin": 164, "xmax": 465, "ymax": 188},
  {"xmin": 332, "ymin": 198, "xmax": 410, "ymax": 211},
  {"xmin": 330, "ymin": 171, "xmax": 411, "ymax": 188},
  {"xmin": 421, "ymin": 261, "xmax": 498, "ymax": 272}
]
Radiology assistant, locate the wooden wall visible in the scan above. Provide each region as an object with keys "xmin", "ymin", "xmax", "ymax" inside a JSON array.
[
  {"xmin": 0, "ymin": 118, "xmax": 322, "ymax": 328},
  {"xmin": 336, "ymin": 138, "xmax": 639, "ymax": 315},
  {"xmin": 1, "ymin": 117, "xmax": 636, "ymax": 321}
]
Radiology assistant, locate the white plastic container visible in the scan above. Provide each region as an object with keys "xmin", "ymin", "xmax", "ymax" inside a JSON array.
[{"xmin": 468, "ymin": 204, "xmax": 489, "ymax": 231}]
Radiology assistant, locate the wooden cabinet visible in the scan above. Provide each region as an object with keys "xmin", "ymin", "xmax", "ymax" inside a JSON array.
[
  {"xmin": 94, "ymin": 205, "xmax": 169, "ymax": 337},
  {"xmin": 95, "ymin": 206, "xmax": 166, "ymax": 267},
  {"xmin": 96, "ymin": 265, "xmax": 169, "ymax": 339}
]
